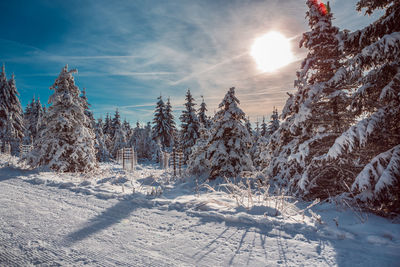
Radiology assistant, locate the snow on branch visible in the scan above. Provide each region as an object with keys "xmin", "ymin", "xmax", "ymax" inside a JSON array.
[
  {"xmin": 380, "ymin": 69, "xmax": 400, "ymax": 100},
  {"xmin": 325, "ymin": 108, "xmax": 387, "ymax": 159},
  {"xmin": 352, "ymin": 144, "xmax": 400, "ymax": 201}
]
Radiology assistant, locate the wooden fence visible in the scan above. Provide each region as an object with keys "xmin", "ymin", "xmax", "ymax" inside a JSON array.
[
  {"xmin": 117, "ymin": 147, "xmax": 137, "ymax": 171},
  {"xmin": 0, "ymin": 142, "xmax": 11, "ymax": 155},
  {"xmin": 20, "ymin": 144, "xmax": 33, "ymax": 156}
]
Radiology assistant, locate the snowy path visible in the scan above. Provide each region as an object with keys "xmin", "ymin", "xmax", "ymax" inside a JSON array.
[{"xmin": 0, "ymin": 165, "xmax": 399, "ymax": 266}]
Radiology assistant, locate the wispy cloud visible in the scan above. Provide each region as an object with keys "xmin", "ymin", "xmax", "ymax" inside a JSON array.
[{"xmin": 1, "ymin": 0, "xmax": 378, "ymax": 124}]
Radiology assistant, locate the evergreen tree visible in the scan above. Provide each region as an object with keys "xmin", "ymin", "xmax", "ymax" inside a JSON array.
[
  {"xmin": 198, "ymin": 96, "xmax": 211, "ymax": 128},
  {"xmin": 102, "ymin": 113, "xmax": 113, "ymax": 155},
  {"xmin": 264, "ymin": 0, "xmax": 350, "ymax": 197},
  {"xmin": 180, "ymin": 89, "xmax": 200, "ymax": 162},
  {"xmin": 112, "ymin": 124, "xmax": 127, "ymax": 157},
  {"xmin": 94, "ymin": 118, "xmax": 111, "ymax": 162},
  {"xmin": 103, "ymin": 113, "xmax": 113, "ymax": 136},
  {"xmin": 245, "ymin": 117, "xmax": 253, "ymax": 136},
  {"xmin": 267, "ymin": 107, "xmax": 280, "ymax": 137},
  {"xmin": 260, "ymin": 116, "xmax": 267, "ymax": 137},
  {"xmin": 0, "ymin": 65, "xmax": 24, "ymax": 153},
  {"xmin": 80, "ymin": 88, "xmax": 95, "ymax": 128},
  {"xmin": 206, "ymin": 87, "xmax": 254, "ymax": 178},
  {"xmin": 23, "ymin": 97, "xmax": 45, "ymax": 144},
  {"xmin": 152, "ymin": 96, "xmax": 172, "ymax": 149},
  {"xmin": 321, "ymin": 0, "xmax": 400, "ymax": 213},
  {"xmin": 25, "ymin": 65, "xmax": 97, "ymax": 172},
  {"xmin": 111, "ymin": 109, "xmax": 121, "ymax": 137},
  {"xmin": 164, "ymin": 97, "xmax": 176, "ymax": 146},
  {"xmin": 187, "ymin": 122, "xmax": 210, "ymax": 176}
]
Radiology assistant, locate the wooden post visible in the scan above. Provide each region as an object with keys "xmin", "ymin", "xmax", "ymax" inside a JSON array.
[
  {"xmin": 131, "ymin": 148, "xmax": 134, "ymax": 171},
  {"xmin": 173, "ymin": 148, "xmax": 176, "ymax": 176},
  {"xmin": 122, "ymin": 148, "xmax": 125, "ymax": 170},
  {"xmin": 178, "ymin": 151, "xmax": 183, "ymax": 176}
]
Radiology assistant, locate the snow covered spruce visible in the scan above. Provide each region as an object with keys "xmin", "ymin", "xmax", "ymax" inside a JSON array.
[
  {"xmin": 187, "ymin": 87, "xmax": 254, "ymax": 179},
  {"xmin": 24, "ymin": 65, "xmax": 97, "ymax": 173}
]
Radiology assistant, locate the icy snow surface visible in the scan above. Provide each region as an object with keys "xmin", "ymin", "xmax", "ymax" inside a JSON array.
[{"xmin": 0, "ymin": 155, "xmax": 399, "ymax": 266}]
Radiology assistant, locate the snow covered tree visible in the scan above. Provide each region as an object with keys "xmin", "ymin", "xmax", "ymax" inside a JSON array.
[
  {"xmin": 267, "ymin": 107, "xmax": 280, "ymax": 137},
  {"xmin": 0, "ymin": 65, "xmax": 24, "ymax": 153},
  {"xmin": 122, "ymin": 119, "xmax": 132, "ymax": 141},
  {"xmin": 320, "ymin": 0, "xmax": 400, "ymax": 213},
  {"xmin": 198, "ymin": 96, "xmax": 211, "ymax": 129},
  {"xmin": 186, "ymin": 122, "xmax": 210, "ymax": 177},
  {"xmin": 260, "ymin": 116, "xmax": 267, "ymax": 137},
  {"xmin": 164, "ymin": 97, "xmax": 176, "ymax": 146},
  {"xmin": 103, "ymin": 113, "xmax": 113, "ymax": 136},
  {"xmin": 264, "ymin": 0, "xmax": 351, "ymax": 197},
  {"xmin": 180, "ymin": 89, "xmax": 200, "ymax": 162},
  {"xmin": 94, "ymin": 118, "xmax": 111, "ymax": 162},
  {"xmin": 102, "ymin": 113, "xmax": 113, "ymax": 156},
  {"xmin": 245, "ymin": 117, "xmax": 253, "ymax": 137},
  {"xmin": 206, "ymin": 87, "xmax": 254, "ymax": 178},
  {"xmin": 24, "ymin": 65, "xmax": 97, "ymax": 172},
  {"xmin": 23, "ymin": 97, "xmax": 45, "ymax": 144},
  {"xmin": 152, "ymin": 96, "xmax": 173, "ymax": 149},
  {"xmin": 112, "ymin": 124, "xmax": 127, "ymax": 157},
  {"xmin": 111, "ymin": 109, "xmax": 121, "ymax": 137},
  {"xmin": 80, "ymin": 88, "xmax": 95, "ymax": 128}
]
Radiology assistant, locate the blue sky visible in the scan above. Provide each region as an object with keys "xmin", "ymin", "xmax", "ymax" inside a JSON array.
[{"xmin": 0, "ymin": 0, "xmax": 379, "ymax": 125}]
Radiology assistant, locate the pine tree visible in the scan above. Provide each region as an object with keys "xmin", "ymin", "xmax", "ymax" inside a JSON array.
[
  {"xmin": 23, "ymin": 97, "xmax": 45, "ymax": 144},
  {"xmin": 164, "ymin": 97, "xmax": 176, "ymax": 146},
  {"xmin": 267, "ymin": 107, "xmax": 280, "ymax": 137},
  {"xmin": 0, "ymin": 65, "xmax": 24, "ymax": 153},
  {"xmin": 123, "ymin": 119, "xmax": 132, "ymax": 140},
  {"xmin": 152, "ymin": 95, "xmax": 172, "ymax": 149},
  {"xmin": 94, "ymin": 118, "xmax": 111, "ymax": 162},
  {"xmin": 102, "ymin": 113, "xmax": 113, "ymax": 155},
  {"xmin": 103, "ymin": 113, "xmax": 113, "ymax": 136},
  {"xmin": 260, "ymin": 116, "xmax": 267, "ymax": 137},
  {"xmin": 198, "ymin": 96, "xmax": 211, "ymax": 128},
  {"xmin": 264, "ymin": 0, "xmax": 351, "ymax": 197},
  {"xmin": 111, "ymin": 109, "xmax": 121, "ymax": 137},
  {"xmin": 80, "ymin": 88, "xmax": 95, "ymax": 128},
  {"xmin": 180, "ymin": 89, "xmax": 200, "ymax": 162},
  {"xmin": 25, "ymin": 65, "xmax": 97, "ymax": 172},
  {"xmin": 206, "ymin": 87, "xmax": 254, "ymax": 178},
  {"xmin": 245, "ymin": 117, "xmax": 253, "ymax": 136},
  {"xmin": 187, "ymin": 122, "xmax": 210, "ymax": 176},
  {"xmin": 112, "ymin": 124, "xmax": 127, "ymax": 157},
  {"xmin": 321, "ymin": 0, "xmax": 400, "ymax": 213}
]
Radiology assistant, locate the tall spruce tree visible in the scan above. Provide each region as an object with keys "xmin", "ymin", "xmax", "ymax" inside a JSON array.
[
  {"xmin": 180, "ymin": 89, "xmax": 200, "ymax": 161},
  {"xmin": 25, "ymin": 65, "xmax": 97, "ymax": 172},
  {"xmin": 165, "ymin": 97, "xmax": 176, "ymax": 146},
  {"xmin": 94, "ymin": 118, "xmax": 111, "ymax": 162},
  {"xmin": 198, "ymin": 96, "xmax": 211, "ymax": 129},
  {"xmin": 80, "ymin": 88, "xmax": 95, "ymax": 128},
  {"xmin": 260, "ymin": 116, "xmax": 267, "ymax": 137},
  {"xmin": 321, "ymin": 0, "xmax": 400, "ymax": 213},
  {"xmin": 0, "ymin": 65, "xmax": 24, "ymax": 153},
  {"xmin": 152, "ymin": 95, "xmax": 173, "ymax": 149},
  {"xmin": 265, "ymin": 0, "xmax": 351, "ymax": 197},
  {"xmin": 23, "ymin": 97, "xmax": 45, "ymax": 144},
  {"xmin": 267, "ymin": 107, "xmax": 280, "ymax": 137},
  {"xmin": 206, "ymin": 87, "xmax": 253, "ymax": 178}
]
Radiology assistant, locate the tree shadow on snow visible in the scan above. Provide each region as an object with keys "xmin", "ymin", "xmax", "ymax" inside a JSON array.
[
  {"xmin": 63, "ymin": 199, "xmax": 142, "ymax": 246},
  {"xmin": 190, "ymin": 213, "xmax": 330, "ymax": 266},
  {"xmin": 0, "ymin": 166, "xmax": 36, "ymax": 182}
]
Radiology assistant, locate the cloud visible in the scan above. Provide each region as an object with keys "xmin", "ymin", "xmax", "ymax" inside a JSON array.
[{"xmin": 3, "ymin": 0, "xmax": 379, "ymax": 125}]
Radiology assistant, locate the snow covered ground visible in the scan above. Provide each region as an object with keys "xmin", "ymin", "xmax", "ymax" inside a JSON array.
[{"xmin": 0, "ymin": 155, "xmax": 399, "ymax": 266}]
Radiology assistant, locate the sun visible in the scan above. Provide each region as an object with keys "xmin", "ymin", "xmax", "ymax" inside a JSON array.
[{"xmin": 250, "ymin": 31, "xmax": 294, "ymax": 73}]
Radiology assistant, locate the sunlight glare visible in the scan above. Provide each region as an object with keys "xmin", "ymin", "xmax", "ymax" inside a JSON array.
[{"xmin": 251, "ymin": 31, "xmax": 294, "ymax": 73}]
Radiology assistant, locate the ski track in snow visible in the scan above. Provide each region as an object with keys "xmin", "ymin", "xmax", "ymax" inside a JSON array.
[{"xmin": 0, "ymin": 159, "xmax": 399, "ymax": 266}]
